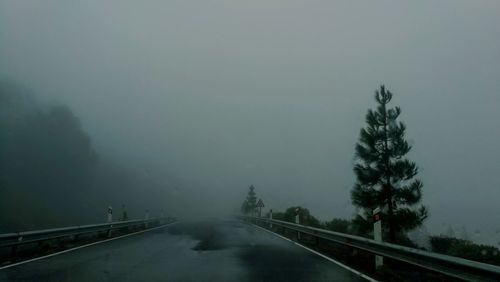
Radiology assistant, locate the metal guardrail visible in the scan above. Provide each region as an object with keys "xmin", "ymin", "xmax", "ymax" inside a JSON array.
[
  {"xmin": 240, "ymin": 215, "xmax": 500, "ymax": 282},
  {"xmin": 0, "ymin": 217, "xmax": 176, "ymax": 250}
]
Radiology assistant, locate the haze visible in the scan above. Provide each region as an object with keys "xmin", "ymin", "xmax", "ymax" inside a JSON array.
[{"xmin": 1, "ymin": 1, "xmax": 499, "ymax": 244}]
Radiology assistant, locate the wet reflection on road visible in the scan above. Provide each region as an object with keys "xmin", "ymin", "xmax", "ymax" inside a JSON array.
[{"xmin": 1, "ymin": 218, "xmax": 368, "ymax": 282}]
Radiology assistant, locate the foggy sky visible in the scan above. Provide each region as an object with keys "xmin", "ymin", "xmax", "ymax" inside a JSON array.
[{"xmin": 1, "ymin": 1, "xmax": 499, "ymax": 242}]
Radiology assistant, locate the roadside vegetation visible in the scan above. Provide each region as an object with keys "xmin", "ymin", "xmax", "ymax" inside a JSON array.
[
  {"xmin": 239, "ymin": 85, "xmax": 500, "ymax": 266},
  {"xmin": 261, "ymin": 205, "xmax": 500, "ymax": 266}
]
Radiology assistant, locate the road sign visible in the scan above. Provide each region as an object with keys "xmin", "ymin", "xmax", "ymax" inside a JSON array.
[{"xmin": 256, "ymin": 199, "xmax": 264, "ymax": 208}]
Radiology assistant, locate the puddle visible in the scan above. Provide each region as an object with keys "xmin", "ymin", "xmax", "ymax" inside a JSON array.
[{"xmin": 167, "ymin": 221, "xmax": 228, "ymax": 251}]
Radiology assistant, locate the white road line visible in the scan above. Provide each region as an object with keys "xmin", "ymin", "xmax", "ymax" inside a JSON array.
[
  {"xmin": 0, "ymin": 222, "xmax": 178, "ymax": 270},
  {"xmin": 252, "ymin": 224, "xmax": 379, "ymax": 282}
]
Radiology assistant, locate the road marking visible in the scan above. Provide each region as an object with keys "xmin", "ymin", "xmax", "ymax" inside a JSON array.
[
  {"xmin": 252, "ymin": 224, "xmax": 378, "ymax": 282},
  {"xmin": 0, "ymin": 222, "xmax": 178, "ymax": 270}
]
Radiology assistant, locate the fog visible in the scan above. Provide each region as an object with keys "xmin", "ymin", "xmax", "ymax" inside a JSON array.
[{"xmin": 1, "ymin": 1, "xmax": 499, "ymax": 244}]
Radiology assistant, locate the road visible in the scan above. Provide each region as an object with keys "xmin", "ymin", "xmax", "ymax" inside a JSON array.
[{"xmin": 0, "ymin": 219, "xmax": 369, "ymax": 282}]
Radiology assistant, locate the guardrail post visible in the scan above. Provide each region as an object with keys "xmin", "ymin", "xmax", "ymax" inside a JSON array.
[
  {"xmin": 313, "ymin": 231, "xmax": 320, "ymax": 246},
  {"xmin": 11, "ymin": 236, "xmax": 21, "ymax": 255},
  {"xmin": 373, "ymin": 207, "xmax": 383, "ymax": 269},
  {"xmin": 144, "ymin": 210, "xmax": 150, "ymax": 229}
]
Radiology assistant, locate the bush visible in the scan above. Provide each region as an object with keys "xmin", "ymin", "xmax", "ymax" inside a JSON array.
[
  {"xmin": 323, "ymin": 218, "xmax": 351, "ymax": 234},
  {"xmin": 271, "ymin": 206, "xmax": 322, "ymax": 228},
  {"xmin": 430, "ymin": 236, "xmax": 500, "ymax": 266}
]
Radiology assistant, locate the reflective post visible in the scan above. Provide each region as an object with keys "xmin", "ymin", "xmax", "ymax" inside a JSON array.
[
  {"xmin": 107, "ymin": 206, "xmax": 113, "ymax": 223},
  {"xmin": 295, "ymin": 208, "xmax": 300, "ymax": 240},
  {"xmin": 373, "ymin": 207, "xmax": 383, "ymax": 269},
  {"xmin": 107, "ymin": 206, "xmax": 113, "ymax": 237}
]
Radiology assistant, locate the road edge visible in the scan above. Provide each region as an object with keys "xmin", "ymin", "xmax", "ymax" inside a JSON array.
[
  {"xmin": 0, "ymin": 221, "xmax": 178, "ymax": 270},
  {"xmin": 251, "ymin": 223, "xmax": 379, "ymax": 282}
]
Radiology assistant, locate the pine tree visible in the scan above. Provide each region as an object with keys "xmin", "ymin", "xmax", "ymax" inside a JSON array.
[
  {"xmin": 241, "ymin": 185, "xmax": 257, "ymax": 215},
  {"xmin": 351, "ymin": 85, "xmax": 427, "ymax": 242}
]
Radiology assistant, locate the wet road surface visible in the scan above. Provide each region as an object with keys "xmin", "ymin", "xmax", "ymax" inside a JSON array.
[{"xmin": 0, "ymin": 218, "xmax": 369, "ymax": 282}]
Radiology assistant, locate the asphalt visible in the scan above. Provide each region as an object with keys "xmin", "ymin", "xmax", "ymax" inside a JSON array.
[{"xmin": 0, "ymin": 218, "xmax": 369, "ymax": 282}]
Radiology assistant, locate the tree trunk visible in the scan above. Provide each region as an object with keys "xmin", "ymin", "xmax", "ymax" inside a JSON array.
[
  {"xmin": 387, "ymin": 183, "xmax": 396, "ymax": 242},
  {"xmin": 382, "ymin": 99, "xmax": 396, "ymax": 243}
]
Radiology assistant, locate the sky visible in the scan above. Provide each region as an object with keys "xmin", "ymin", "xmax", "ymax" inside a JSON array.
[{"xmin": 1, "ymin": 1, "xmax": 499, "ymax": 243}]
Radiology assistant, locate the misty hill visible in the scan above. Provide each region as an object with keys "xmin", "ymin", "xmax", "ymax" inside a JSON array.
[{"xmin": 0, "ymin": 80, "xmax": 171, "ymax": 231}]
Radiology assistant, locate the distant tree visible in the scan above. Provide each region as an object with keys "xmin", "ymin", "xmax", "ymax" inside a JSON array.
[
  {"xmin": 273, "ymin": 206, "xmax": 322, "ymax": 228},
  {"xmin": 351, "ymin": 85, "xmax": 427, "ymax": 242},
  {"xmin": 241, "ymin": 185, "xmax": 257, "ymax": 215},
  {"xmin": 324, "ymin": 218, "xmax": 352, "ymax": 234},
  {"xmin": 240, "ymin": 200, "xmax": 250, "ymax": 215}
]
